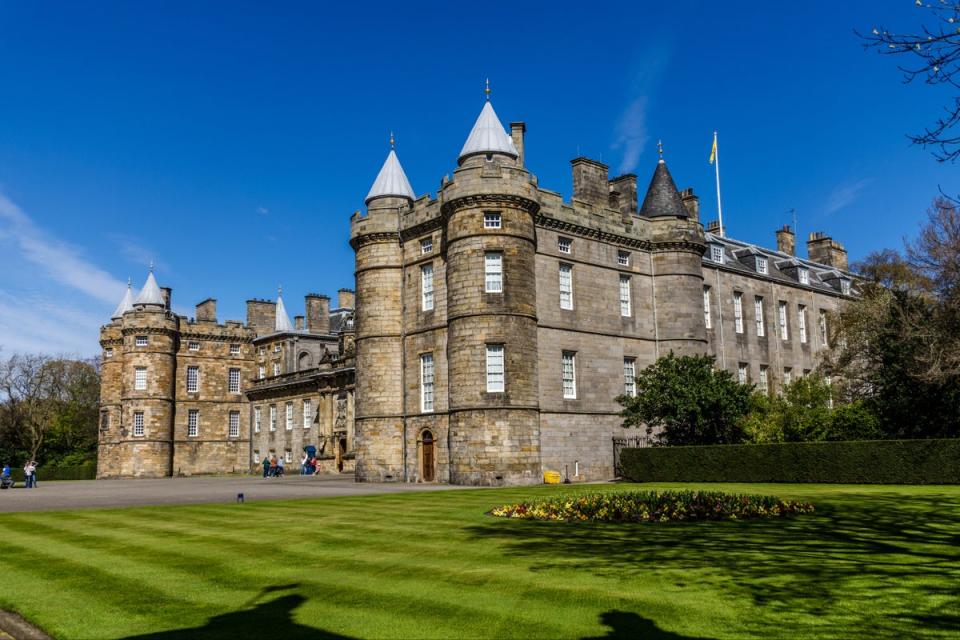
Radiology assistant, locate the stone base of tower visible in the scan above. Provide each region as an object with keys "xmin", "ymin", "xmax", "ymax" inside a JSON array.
[
  {"xmin": 172, "ymin": 441, "xmax": 251, "ymax": 476},
  {"xmin": 354, "ymin": 417, "xmax": 405, "ymax": 482},
  {"xmin": 97, "ymin": 441, "xmax": 172, "ymax": 478},
  {"xmin": 448, "ymin": 409, "xmax": 541, "ymax": 486}
]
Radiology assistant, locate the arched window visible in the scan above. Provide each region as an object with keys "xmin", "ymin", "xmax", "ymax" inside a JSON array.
[{"xmin": 298, "ymin": 351, "xmax": 311, "ymax": 370}]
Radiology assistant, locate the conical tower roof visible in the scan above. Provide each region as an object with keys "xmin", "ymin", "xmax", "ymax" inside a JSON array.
[
  {"xmin": 365, "ymin": 148, "xmax": 415, "ymax": 204},
  {"xmin": 275, "ymin": 288, "xmax": 294, "ymax": 333},
  {"xmin": 639, "ymin": 159, "xmax": 689, "ymax": 218},
  {"xmin": 458, "ymin": 100, "xmax": 518, "ymax": 162},
  {"xmin": 111, "ymin": 280, "xmax": 135, "ymax": 319},
  {"xmin": 134, "ymin": 269, "xmax": 165, "ymax": 306}
]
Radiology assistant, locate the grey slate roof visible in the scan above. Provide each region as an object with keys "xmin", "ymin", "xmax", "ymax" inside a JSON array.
[{"xmin": 639, "ymin": 161, "xmax": 689, "ymax": 218}]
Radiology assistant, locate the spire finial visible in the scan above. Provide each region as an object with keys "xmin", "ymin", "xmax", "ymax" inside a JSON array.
[
  {"xmin": 389, "ymin": 131, "xmax": 395, "ymax": 148},
  {"xmin": 278, "ymin": 284, "xmax": 283, "ymax": 298},
  {"xmin": 149, "ymin": 260, "xmax": 155, "ymax": 273},
  {"xmin": 485, "ymin": 78, "xmax": 491, "ymax": 101},
  {"xmin": 657, "ymin": 139, "xmax": 664, "ymax": 163},
  {"xmin": 127, "ymin": 277, "xmax": 132, "ymax": 288}
]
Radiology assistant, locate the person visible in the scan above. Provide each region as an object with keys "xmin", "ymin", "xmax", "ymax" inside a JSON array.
[
  {"xmin": 269, "ymin": 455, "xmax": 278, "ymax": 478},
  {"xmin": 276, "ymin": 455, "xmax": 285, "ymax": 478},
  {"xmin": 300, "ymin": 452, "xmax": 309, "ymax": 475},
  {"xmin": 1, "ymin": 463, "xmax": 11, "ymax": 489},
  {"xmin": 310, "ymin": 456, "xmax": 319, "ymax": 476},
  {"xmin": 261, "ymin": 456, "xmax": 271, "ymax": 479},
  {"xmin": 23, "ymin": 460, "xmax": 36, "ymax": 489}
]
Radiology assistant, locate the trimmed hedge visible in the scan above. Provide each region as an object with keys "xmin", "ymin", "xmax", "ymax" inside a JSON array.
[
  {"xmin": 620, "ymin": 439, "xmax": 960, "ymax": 484},
  {"xmin": 9, "ymin": 461, "xmax": 97, "ymax": 483}
]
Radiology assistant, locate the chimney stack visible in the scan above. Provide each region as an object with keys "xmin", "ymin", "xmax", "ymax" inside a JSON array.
[
  {"xmin": 510, "ymin": 122, "xmax": 526, "ymax": 167},
  {"xmin": 294, "ymin": 315, "xmax": 304, "ymax": 331},
  {"xmin": 246, "ymin": 299, "xmax": 277, "ymax": 336},
  {"xmin": 571, "ymin": 157, "xmax": 610, "ymax": 209},
  {"xmin": 305, "ymin": 294, "xmax": 330, "ymax": 333},
  {"xmin": 807, "ymin": 232, "xmax": 848, "ymax": 270},
  {"xmin": 776, "ymin": 225, "xmax": 796, "ymax": 256},
  {"xmin": 705, "ymin": 220, "xmax": 721, "ymax": 234},
  {"xmin": 195, "ymin": 298, "xmax": 217, "ymax": 322},
  {"xmin": 337, "ymin": 288, "xmax": 356, "ymax": 310},
  {"xmin": 680, "ymin": 188, "xmax": 700, "ymax": 222},
  {"xmin": 608, "ymin": 174, "xmax": 638, "ymax": 221},
  {"xmin": 160, "ymin": 287, "xmax": 172, "ymax": 310}
]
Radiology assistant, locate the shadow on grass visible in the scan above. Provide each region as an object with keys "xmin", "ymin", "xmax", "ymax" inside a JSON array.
[
  {"xmin": 582, "ymin": 610, "xmax": 713, "ymax": 639},
  {"xmin": 470, "ymin": 490, "xmax": 960, "ymax": 639}
]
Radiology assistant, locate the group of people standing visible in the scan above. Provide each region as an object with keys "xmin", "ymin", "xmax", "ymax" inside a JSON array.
[
  {"xmin": 0, "ymin": 460, "xmax": 38, "ymax": 489},
  {"xmin": 261, "ymin": 455, "xmax": 285, "ymax": 478}
]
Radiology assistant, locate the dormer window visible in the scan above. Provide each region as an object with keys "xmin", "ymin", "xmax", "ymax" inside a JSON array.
[
  {"xmin": 483, "ymin": 212, "xmax": 502, "ymax": 229},
  {"xmin": 710, "ymin": 244, "xmax": 724, "ymax": 264},
  {"xmin": 617, "ymin": 250, "xmax": 630, "ymax": 266},
  {"xmin": 841, "ymin": 279, "xmax": 851, "ymax": 295},
  {"xmin": 756, "ymin": 257, "xmax": 768, "ymax": 275},
  {"xmin": 558, "ymin": 237, "xmax": 572, "ymax": 254},
  {"xmin": 798, "ymin": 268, "xmax": 810, "ymax": 285},
  {"xmin": 421, "ymin": 237, "xmax": 433, "ymax": 254}
]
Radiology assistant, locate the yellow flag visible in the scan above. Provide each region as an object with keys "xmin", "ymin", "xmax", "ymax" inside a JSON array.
[{"xmin": 709, "ymin": 136, "xmax": 717, "ymax": 164}]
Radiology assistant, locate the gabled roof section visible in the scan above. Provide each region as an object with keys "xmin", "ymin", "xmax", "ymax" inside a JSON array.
[
  {"xmin": 365, "ymin": 149, "xmax": 415, "ymax": 204},
  {"xmin": 111, "ymin": 281, "xmax": 135, "ymax": 319},
  {"xmin": 134, "ymin": 270, "xmax": 164, "ymax": 306},
  {"xmin": 458, "ymin": 100, "xmax": 518, "ymax": 162},
  {"xmin": 275, "ymin": 290, "xmax": 294, "ymax": 333},
  {"xmin": 639, "ymin": 160, "xmax": 689, "ymax": 218}
]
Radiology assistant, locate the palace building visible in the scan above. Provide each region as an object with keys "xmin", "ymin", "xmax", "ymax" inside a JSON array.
[{"xmin": 99, "ymin": 93, "xmax": 854, "ymax": 483}]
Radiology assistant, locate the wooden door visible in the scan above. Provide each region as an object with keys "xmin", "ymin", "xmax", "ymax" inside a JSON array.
[{"xmin": 421, "ymin": 431, "xmax": 435, "ymax": 482}]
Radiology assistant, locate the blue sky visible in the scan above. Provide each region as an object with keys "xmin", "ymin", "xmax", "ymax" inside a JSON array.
[{"xmin": 0, "ymin": 1, "xmax": 955, "ymax": 355}]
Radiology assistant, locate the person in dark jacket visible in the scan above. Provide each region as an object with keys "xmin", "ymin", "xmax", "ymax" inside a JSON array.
[{"xmin": 261, "ymin": 456, "xmax": 271, "ymax": 478}]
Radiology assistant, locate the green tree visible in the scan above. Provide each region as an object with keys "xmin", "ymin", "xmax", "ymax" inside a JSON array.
[{"xmin": 617, "ymin": 353, "xmax": 752, "ymax": 446}]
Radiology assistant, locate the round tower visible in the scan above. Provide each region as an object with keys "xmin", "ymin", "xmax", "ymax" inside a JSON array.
[
  {"xmin": 97, "ymin": 281, "xmax": 132, "ymax": 478},
  {"xmin": 442, "ymin": 96, "xmax": 541, "ymax": 485},
  {"xmin": 117, "ymin": 269, "xmax": 178, "ymax": 477},
  {"xmin": 639, "ymin": 154, "xmax": 708, "ymax": 356},
  {"xmin": 350, "ymin": 145, "xmax": 415, "ymax": 481}
]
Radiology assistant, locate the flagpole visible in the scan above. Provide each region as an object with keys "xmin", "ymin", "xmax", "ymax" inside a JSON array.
[{"xmin": 713, "ymin": 130, "xmax": 724, "ymax": 237}]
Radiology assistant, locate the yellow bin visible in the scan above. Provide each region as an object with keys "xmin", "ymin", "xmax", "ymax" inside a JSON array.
[{"xmin": 543, "ymin": 470, "xmax": 562, "ymax": 484}]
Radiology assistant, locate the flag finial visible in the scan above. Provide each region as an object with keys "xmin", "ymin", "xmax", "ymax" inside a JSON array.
[
  {"xmin": 389, "ymin": 131, "xmax": 395, "ymax": 148},
  {"xmin": 657, "ymin": 140, "xmax": 664, "ymax": 163},
  {"xmin": 485, "ymin": 78, "xmax": 491, "ymax": 101}
]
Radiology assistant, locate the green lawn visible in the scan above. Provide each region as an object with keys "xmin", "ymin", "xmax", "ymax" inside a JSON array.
[{"xmin": 0, "ymin": 483, "xmax": 958, "ymax": 639}]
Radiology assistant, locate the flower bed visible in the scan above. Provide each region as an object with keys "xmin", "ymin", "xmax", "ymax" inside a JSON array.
[{"xmin": 489, "ymin": 490, "xmax": 814, "ymax": 523}]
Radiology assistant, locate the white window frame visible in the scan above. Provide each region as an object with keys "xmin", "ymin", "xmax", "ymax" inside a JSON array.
[
  {"xmin": 134, "ymin": 367, "xmax": 147, "ymax": 391},
  {"xmin": 778, "ymin": 301, "xmax": 789, "ymax": 340},
  {"xmin": 258, "ymin": 346, "xmax": 266, "ymax": 356},
  {"xmin": 269, "ymin": 405, "xmax": 277, "ymax": 431},
  {"xmin": 285, "ymin": 402, "xmax": 293, "ymax": 430},
  {"xmin": 798, "ymin": 268, "xmax": 810, "ymax": 285},
  {"xmin": 733, "ymin": 292, "xmax": 744, "ymax": 334},
  {"xmin": 273, "ymin": 363, "xmax": 281, "ymax": 377},
  {"xmin": 703, "ymin": 286, "xmax": 712, "ymax": 329},
  {"xmin": 841, "ymin": 279, "xmax": 851, "ymax": 295},
  {"xmin": 737, "ymin": 363, "xmax": 748, "ymax": 385},
  {"xmin": 617, "ymin": 250, "xmax": 630, "ymax": 266},
  {"xmin": 819, "ymin": 310, "xmax": 829, "ymax": 348},
  {"xmin": 273, "ymin": 344, "xmax": 281, "ymax": 353},
  {"xmin": 105, "ymin": 348, "xmax": 114, "ymax": 358},
  {"xmin": 558, "ymin": 237, "xmax": 571, "ymax": 254},
  {"xmin": 420, "ymin": 237, "xmax": 433, "ymax": 254},
  {"xmin": 758, "ymin": 366, "xmax": 769, "ymax": 394},
  {"xmin": 228, "ymin": 411, "xmax": 240, "ymax": 438},
  {"xmin": 135, "ymin": 335, "xmax": 148, "ymax": 347},
  {"xmin": 228, "ymin": 368, "xmax": 241, "ymax": 394},
  {"xmin": 254, "ymin": 406, "xmax": 262, "ymax": 433},
  {"xmin": 230, "ymin": 343, "xmax": 240, "ymax": 356},
  {"xmin": 421, "ymin": 263, "xmax": 434, "ymax": 311},
  {"xmin": 783, "ymin": 368, "xmax": 793, "ymax": 386},
  {"xmin": 561, "ymin": 351, "xmax": 577, "ymax": 399},
  {"xmin": 188, "ymin": 341, "xmax": 200, "ymax": 351},
  {"xmin": 623, "ymin": 357, "xmax": 636, "ymax": 397},
  {"xmin": 483, "ymin": 212, "xmax": 502, "ymax": 229},
  {"xmin": 619, "ymin": 275, "xmax": 632, "ymax": 317},
  {"xmin": 756, "ymin": 257, "xmax": 768, "ymax": 275},
  {"xmin": 710, "ymin": 244, "xmax": 724, "ymax": 264},
  {"xmin": 799, "ymin": 305, "xmax": 808, "ymax": 343},
  {"xmin": 755, "ymin": 296, "xmax": 765, "ymax": 337},
  {"xmin": 284, "ymin": 450, "xmax": 292, "ymax": 463},
  {"xmin": 253, "ymin": 450, "xmax": 261, "ymax": 464},
  {"xmin": 485, "ymin": 344, "xmax": 504, "ymax": 393},
  {"xmin": 187, "ymin": 409, "xmax": 199, "ymax": 437},
  {"xmin": 484, "ymin": 252, "xmax": 503, "ymax": 293},
  {"xmin": 303, "ymin": 399, "xmax": 312, "ymax": 429},
  {"xmin": 258, "ymin": 365, "xmax": 265, "ymax": 380},
  {"xmin": 420, "ymin": 353, "xmax": 435, "ymax": 413},
  {"xmin": 559, "ymin": 263, "xmax": 574, "ymax": 310},
  {"xmin": 186, "ymin": 366, "xmax": 199, "ymax": 393},
  {"xmin": 133, "ymin": 411, "xmax": 145, "ymax": 437}
]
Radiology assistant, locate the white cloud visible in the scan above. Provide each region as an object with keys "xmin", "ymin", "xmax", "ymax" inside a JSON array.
[
  {"xmin": 611, "ymin": 48, "xmax": 670, "ymax": 174},
  {"xmin": 824, "ymin": 179, "xmax": 872, "ymax": 215},
  {"xmin": 257, "ymin": 206, "xmax": 269, "ymax": 216},
  {"xmin": 107, "ymin": 233, "xmax": 170, "ymax": 275},
  {"xmin": 613, "ymin": 97, "xmax": 649, "ymax": 175},
  {"xmin": 0, "ymin": 291, "xmax": 102, "ymax": 356}
]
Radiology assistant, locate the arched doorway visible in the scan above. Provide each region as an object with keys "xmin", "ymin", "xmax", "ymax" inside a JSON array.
[
  {"xmin": 420, "ymin": 430, "xmax": 435, "ymax": 482},
  {"xmin": 336, "ymin": 438, "xmax": 346, "ymax": 473}
]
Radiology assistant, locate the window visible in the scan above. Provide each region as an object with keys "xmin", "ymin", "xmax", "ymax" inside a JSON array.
[
  {"xmin": 133, "ymin": 411, "xmax": 145, "ymax": 437},
  {"xmin": 285, "ymin": 402, "xmax": 293, "ymax": 430},
  {"xmin": 784, "ymin": 368, "xmax": 793, "ymax": 386},
  {"xmin": 486, "ymin": 344, "xmax": 504, "ymax": 393},
  {"xmin": 703, "ymin": 286, "xmax": 712, "ymax": 329},
  {"xmin": 421, "ymin": 263, "xmax": 434, "ymax": 311},
  {"xmin": 618, "ymin": 250, "xmax": 630, "ymax": 266},
  {"xmin": 258, "ymin": 365, "xmax": 265, "ymax": 380},
  {"xmin": 285, "ymin": 450, "xmax": 292, "ymax": 463},
  {"xmin": 733, "ymin": 292, "xmax": 744, "ymax": 334},
  {"xmin": 484, "ymin": 252, "xmax": 503, "ymax": 293},
  {"xmin": 738, "ymin": 363, "xmax": 748, "ymax": 385},
  {"xmin": 135, "ymin": 367, "xmax": 147, "ymax": 391},
  {"xmin": 798, "ymin": 268, "xmax": 810, "ymax": 285},
  {"xmin": 135, "ymin": 335, "xmax": 148, "ymax": 347},
  {"xmin": 758, "ymin": 366, "xmax": 769, "ymax": 393},
  {"xmin": 710, "ymin": 245, "xmax": 724, "ymax": 264},
  {"xmin": 230, "ymin": 344, "xmax": 240, "ymax": 356},
  {"xmin": 273, "ymin": 344, "xmax": 281, "ymax": 353},
  {"xmin": 273, "ymin": 363, "xmax": 281, "ymax": 377},
  {"xmin": 561, "ymin": 352, "xmax": 577, "ymax": 399},
  {"xmin": 798, "ymin": 305, "xmax": 808, "ymax": 343},
  {"xmin": 186, "ymin": 366, "xmax": 199, "ymax": 393},
  {"xmin": 483, "ymin": 212, "xmax": 501, "ymax": 228},
  {"xmin": 756, "ymin": 257, "xmax": 768, "ymax": 275},
  {"xmin": 558, "ymin": 237, "xmax": 571, "ymax": 254},
  {"xmin": 104, "ymin": 348, "xmax": 113, "ymax": 358},
  {"xmin": 420, "ymin": 353, "xmax": 435, "ymax": 412},
  {"xmin": 841, "ymin": 279, "xmax": 851, "ymax": 295},
  {"xmin": 187, "ymin": 409, "xmax": 199, "ymax": 437},
  {"xmin": 754, "ymin": 296, "xmax": 765, "ymax": 337},
  {"xmin": 258, "ymin": 346, "xmax": 266, "ymax": 356},
  {"xmin": 420, "ymin": 237, "xmax": 433, "ymax": 254},
  {"xmin": 253, "ymin": 450, "xmax": 260, "ymax": 464},
  {"xmin": 778, "ymin": 301, "xmax": 789, "ymax": 340},
  {"xmin": 559, "ymin": 264, "xmax": 574, "ymax": 310},
  {"xmin": 254, "ymin": 406, "xmax": 262, "ymax": 433},
  {"xmin": 228, "ymin": 411, "xmax": 240, "ymax": 438},
  {"xmin": 100, "ymin": 410, "xmax": 110, "ymax": 431},
  {"xmin": 269, "ymin": 405, "xmax": 277, "ymax": 431},
  {"xmin": 188, "ymin": 341, "xmax": 200, "ymax": 351},
  {"xmin": 228, "ymin": 368, "xmax": 241, "ymax": 393},
  {"xmin": 819, "ymin": 310, "xmax": 829, "ymax": 348},
  {"xmin": 619, "ymin": 275, "xmax": 632, "ymax": 317},
  {"xmin": 303, "ymin": 399, "xmax": 312, "ymax": 428},
  {"xmin": 623, "ymin": 358, "xmax": 636, "ymax": 397}
]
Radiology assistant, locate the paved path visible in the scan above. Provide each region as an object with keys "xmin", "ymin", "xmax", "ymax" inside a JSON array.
[{"xmin": 0, "ymin": 474, "xmax": 466, "ymax": 513}]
